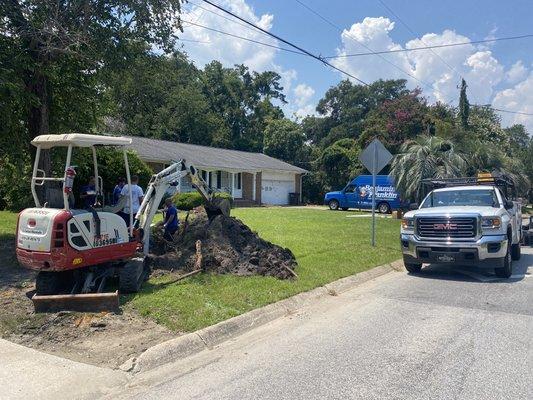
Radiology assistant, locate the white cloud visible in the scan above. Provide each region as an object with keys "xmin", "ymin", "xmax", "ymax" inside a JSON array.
[
  {"xmin": 493, "ymin": 72, "xmax": 533, "ymax": 133},
  {"xmin": 294, "ymin": 84, "xmax": 315, "ymax": 106},
  {"xmin": 292, "ymin": 83, "xmax": 316, "ymax": 118},
  {"xmin": 506, "ymin": 61, "xmax": 528, "ymax": 84},
  {"xmin": 179, "ymin": 0, "xmax": 278, "ymax": 72},
  {"xmin": 332, "ymin": 17, "xmax": 414, "ymax": 84},
  {"xmin": 332, "ymin": 18, "xmax": 507, "ymax": 105}
]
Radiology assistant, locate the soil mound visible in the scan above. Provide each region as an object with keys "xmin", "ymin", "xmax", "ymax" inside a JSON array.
[{"xmin": 149, "ymin": 211, "xmax": 297, "ymax": 279}]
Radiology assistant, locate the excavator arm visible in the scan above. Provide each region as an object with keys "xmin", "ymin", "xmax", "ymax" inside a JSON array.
[{"xmin": 134, "ymin": 160, "xmax": 230, "ymax": 254}]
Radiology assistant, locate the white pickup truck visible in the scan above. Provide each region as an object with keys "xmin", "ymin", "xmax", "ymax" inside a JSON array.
[{"xmin": 400, "ymin": 179, "xmax": 522, "ymax": 278}]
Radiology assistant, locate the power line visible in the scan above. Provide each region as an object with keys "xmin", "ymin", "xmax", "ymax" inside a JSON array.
[
  {"xmin": 377, "ymin": 0, "xmax": 463, "ymax": 81},
  {"xmin": 488, "ymin": 108, "xmax": 533, "ymax": 116},
  {"xmin": 293, "ymin": 0, "xmax": 532, "ymax": 117},
  {"xmin": 199, "ymin": 0, "xmax": 369, "ymax": 85},
  {"xmin": 181, "ymin": 19, "xmax": 307, "ymax": 56},
  {"xmin": 323, "ymin": 34, "xmax": 533, "ymax": 59},
  {"xmin": 186, "ymin": 0, "xmax": 267, "ymax": 39},
  {"xmin": 292, "ymin": 0, "xmax": 447, "ymax": 103}
]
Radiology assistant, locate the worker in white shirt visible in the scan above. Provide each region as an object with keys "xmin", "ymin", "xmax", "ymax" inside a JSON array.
[{"xmin": 119, "ymin": 175, "xmax": 144, "ymax": 226}]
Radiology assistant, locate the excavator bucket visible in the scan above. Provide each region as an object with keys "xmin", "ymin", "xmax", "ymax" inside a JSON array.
[
  {"xmin": 32, "ymin": 291, "xmax": 120, "ymax": 313},
  {"xmin": 205, "ymin": 197, "xmax": 231, "ymax": 221}
]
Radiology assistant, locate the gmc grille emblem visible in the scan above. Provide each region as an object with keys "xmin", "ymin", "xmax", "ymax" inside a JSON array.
[{"xmin": 433, "ymin": 223, "xmax": 457, "ymax": 230}]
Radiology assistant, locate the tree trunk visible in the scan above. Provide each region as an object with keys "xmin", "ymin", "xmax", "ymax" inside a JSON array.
[{"xmin": 27, "ymin": 70, "xmax": 51, "ymax": 175}]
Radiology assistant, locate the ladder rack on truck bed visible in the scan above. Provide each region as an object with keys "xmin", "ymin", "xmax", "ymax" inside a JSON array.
[{"xmin": 422, "ymin": 173, "xmax": 516, "ymax": 199}]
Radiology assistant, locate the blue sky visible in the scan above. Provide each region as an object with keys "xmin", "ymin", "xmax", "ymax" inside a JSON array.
[{"xmin": 178, "ymin": 0, "xmax": 533, "ymax": 132}]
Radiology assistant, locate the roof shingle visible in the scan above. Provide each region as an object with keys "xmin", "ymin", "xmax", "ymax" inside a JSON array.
[{"xmin": 126, "ymin": 136, "xmax": 307, "ymax": 174}]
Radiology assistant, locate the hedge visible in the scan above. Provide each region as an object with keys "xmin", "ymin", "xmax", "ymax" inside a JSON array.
[{"xmin": 172, "ymin": 191, "xmax": 233, "ymax": 211}]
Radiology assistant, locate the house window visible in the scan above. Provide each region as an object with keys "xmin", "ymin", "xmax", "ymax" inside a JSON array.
[
  {"xmin": 236, "ymin": 173, "xmax": 242, "ymax": 190},
  {"xmin": 201, "ymin": 170, "xmax": 207, "ymax": 181},
  {"xmin": 216, "ymin": 171, "xmax": 222, "ymax": 189}
]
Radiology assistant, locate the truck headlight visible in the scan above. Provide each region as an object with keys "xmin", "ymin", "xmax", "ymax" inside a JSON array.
[
  {"xmin": 481, "ymin": 217, "xmax": 501, "ymax": 230},
  {"xmin": 401, "ymin": 218, "xmax": 414, "ymax": 233}
]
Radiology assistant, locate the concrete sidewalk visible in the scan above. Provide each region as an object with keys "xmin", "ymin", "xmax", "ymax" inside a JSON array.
[{"xmin": 0, "ymin": 339, "xmax": 127, "ymax": 400}]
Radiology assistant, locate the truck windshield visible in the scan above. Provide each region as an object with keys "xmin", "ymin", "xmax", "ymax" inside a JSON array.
[{"xmin": 420, "ymin": 189, "xmax": 499, "ymax": 208}]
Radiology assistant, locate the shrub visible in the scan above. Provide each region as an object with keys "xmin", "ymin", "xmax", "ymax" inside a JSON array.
[
  {"xmin": 172, "ymin": 191, "xmax": 233, "ymax": 211},
  {"xmin": 0, "ymin": 154, "xmax": 34, "ymax": 211}
]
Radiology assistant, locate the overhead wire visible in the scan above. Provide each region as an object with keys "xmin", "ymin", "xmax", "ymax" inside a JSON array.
[
  {"xmin": 293, "ymin": 0, "xmax": 533, "ymax": 116},
  {"xmin": 181, "ymin": 19, "xmax": 307, "ymax": 55},
  {"xmin": 180, "ymin": 1, "xmax": 532, "ymax": 117},
  {"xmin": 199, "ymin": 0, "xmax": 369, "ymax": 85},
  {"xmin": 292, "ymin": 0, "xmax": 445, "ymax": 102},
  {"xmin": 377, "ymin": 0, "xmax": 463, "ymax": 81},
  {"xmin": 323, "ymin": 34, "xmax": 533, "ymax": 59}
]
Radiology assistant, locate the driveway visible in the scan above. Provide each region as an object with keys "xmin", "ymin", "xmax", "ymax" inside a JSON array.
[{"xmin": 107, "ymin": 247, "xmax": 533, "ymax": 400}]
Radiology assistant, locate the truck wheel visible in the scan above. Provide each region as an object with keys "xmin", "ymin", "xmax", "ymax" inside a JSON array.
[
  {"xmin": 36, "ymin": 271, "xmax": 63, "ymax": 295},
  {"xmin": 405, "ymin": 263, "xmax": 422, "ymax": 274},
  {"xmin": 328, "ymin": 199, "xmax": 339, "ymax": 210},
  {"xmin": 378, "ymin": 202, "xmax": 391, "ymax": 214},
  {"xmin": 511, "ymin": 243, "xmax": 521, "ymax": 261},
  {"xmin": 119, "ymin": 258, "xmax": 145, "ymax": 293},
  {"xmin": 495, "ymin": 241, "xmax": 513, "ymax": 278}
]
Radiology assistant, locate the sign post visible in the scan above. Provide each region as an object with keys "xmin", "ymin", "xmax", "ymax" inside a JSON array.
[{"xmin": 359, "ymin": 139, "xmax": 393, "ymax": 246}]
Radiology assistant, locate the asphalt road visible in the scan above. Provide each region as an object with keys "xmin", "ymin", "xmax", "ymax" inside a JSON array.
[{"xmin": 110, "ymin": 247, "xmax": 533, "ymax": 400}]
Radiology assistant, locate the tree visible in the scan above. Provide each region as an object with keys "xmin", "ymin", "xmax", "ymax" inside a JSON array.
[
  {"xmin": 201, "ymin": 61, "xmax": 286, "ymax": 151},
  {"xmin": 263, "ymin": 119, "xmax": 306, "ymax": 163},
  {"xmin": 1, "ymin": 0, "xmax": 184, "ymax": 173},
  {"xmin": 317, "ymin": 139, "xmax": 362, "ymax": 191},
  {"xmin": 313, "ymin": 79, "xmax": 411, "ymax": 146},
  {"xmin": 390, "ymin": 136, "xmax": 466, "ymax": 201},
  {"xmin": 102, "ymin": 51, "xmax": 228, "ymax": 145},
  {"xmin": 361, "ymin": 89, "xmax": 428, "ymax": 152},
  {"xmin": 458, "ymin": 78, "xmax": 470, "ymax": 129}
]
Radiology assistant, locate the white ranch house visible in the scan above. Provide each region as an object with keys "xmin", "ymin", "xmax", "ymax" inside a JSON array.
[{"xmin": 126, "ymin": 136, "xmax": 307, "ymax": 206}]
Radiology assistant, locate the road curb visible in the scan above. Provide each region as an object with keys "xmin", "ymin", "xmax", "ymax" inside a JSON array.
[{"xmin": 124, "ymin": 260, "xmax": 401, "ymax": 374}]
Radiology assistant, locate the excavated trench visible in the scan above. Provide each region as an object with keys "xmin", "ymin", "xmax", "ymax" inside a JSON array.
[{"xmin": 148, "ymin": 210, "xmax": 298, "ymax": 279}]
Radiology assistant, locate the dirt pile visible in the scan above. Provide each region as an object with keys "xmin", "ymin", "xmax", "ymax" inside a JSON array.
[{"xmin": 149, "ymin": 211, "xmax": 298, "ymax": 279}]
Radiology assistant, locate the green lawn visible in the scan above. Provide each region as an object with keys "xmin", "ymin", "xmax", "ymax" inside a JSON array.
[
  {"xmin": 0, "ymin": 208, "xmax": 401, "ymax": 333},
  {"xmin": 129, "ymin": 208, "xmax": 401, "ymax": 332},
  {"xmin": 0, "ymin": 211, "xmax": 18, "ymax": 241}
]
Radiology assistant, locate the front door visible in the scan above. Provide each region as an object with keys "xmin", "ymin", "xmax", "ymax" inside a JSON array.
[{"xmin": 233, "ymin": 173, "xmax": 242, "ymax": 198}]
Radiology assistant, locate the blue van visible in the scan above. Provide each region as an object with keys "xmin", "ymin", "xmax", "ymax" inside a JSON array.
[{"xmin": 324, "ymin": 175, "xmax": 401, "ymax": 213}]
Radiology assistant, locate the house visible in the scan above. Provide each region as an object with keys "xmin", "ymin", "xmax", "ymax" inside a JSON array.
[{"xmin": 126, "ymin": 136, "xmax": 307, "ymax": 206}]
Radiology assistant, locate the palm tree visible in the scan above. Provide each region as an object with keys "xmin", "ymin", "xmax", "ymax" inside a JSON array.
[
  {"xmin": 462, "ymin": 139, "xmax": 530, "ymax": 195},
  {"xmin": 391, "ymin": 135, "xmax": 466, "ymax": 201}
]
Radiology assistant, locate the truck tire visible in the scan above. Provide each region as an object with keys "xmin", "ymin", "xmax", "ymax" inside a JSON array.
[
  {"xmin": 378, "ymin": 202, "xmax": 391, "ymax": 214},
  {"xmin": 495, "ymin": 241, "xmax": 513, "ymax": 278},
  {"xmin": 511, "ymin": 243, "xmax": 521, "ymax": 261},
  {"xmin": 328, "ymin": 199, "xmax": 340, "ymax": 210},
  {"xmin": 36, "ymin": 271, "xmax": 63, "ymax": 295},
  {"xmin": 405, "ymin": 263, "xmax": 422, "ymax": 274},
  {"xmin": 119, "ymin": 258, "xmax": 145, "ymax": 293}
]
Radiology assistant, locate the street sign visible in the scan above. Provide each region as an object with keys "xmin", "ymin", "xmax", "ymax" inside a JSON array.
[
  {"xmin": 358, "ymin": 139, "xmax": 393, "ymax": 247},
  {"xmin": 359, "ymin": 138, "xmax": 393, "ymax": 175}
]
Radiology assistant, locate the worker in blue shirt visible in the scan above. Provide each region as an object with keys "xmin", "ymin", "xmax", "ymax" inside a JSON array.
[
  {"xmin": 112, "ymin": 177, "xmax": 125, "ymax": 205},
  {"xmin": 80, "ymin": 176, "xmax": 97, "ymax": 208},
  {"xmin": 162, "ymin": 198, "xmax": 179, "ymax": 241}
]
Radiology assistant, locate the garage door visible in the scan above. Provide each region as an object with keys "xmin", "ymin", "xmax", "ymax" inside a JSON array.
[{"xmin": 261, "ymin": 179, "xmax": 294, "ymax": 205}]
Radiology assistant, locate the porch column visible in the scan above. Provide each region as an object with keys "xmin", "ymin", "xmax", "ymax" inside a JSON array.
[
  {"xmin": 231, "ymin": 172, "xmax": 235, "ymax": 197},
  {"xmin": 252, "ymin": 172, "xmax": 256, "ymax": 201}
]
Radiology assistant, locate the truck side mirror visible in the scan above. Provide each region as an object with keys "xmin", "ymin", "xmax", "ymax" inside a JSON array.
[
  {"xmin": 504, "ymin": 200, "xmax": 514, "ymax": 210},
  {"xmin": 409, "ymin": 203, "xmax": 419, "ymax": 210}
]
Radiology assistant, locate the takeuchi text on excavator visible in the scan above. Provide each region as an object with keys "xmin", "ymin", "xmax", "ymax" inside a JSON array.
[{"xmin": 15, "ymin": 133, "xmax": 230, "ymax": 312}]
